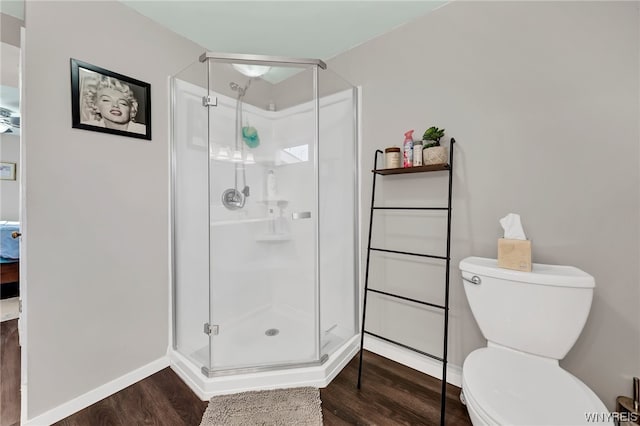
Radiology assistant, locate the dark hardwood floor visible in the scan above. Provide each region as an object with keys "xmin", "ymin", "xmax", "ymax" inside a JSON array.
[
  {"xmin": 1, "ymin": 319, "xmax": 20, "ymax": 426},
  {"xmin": 55, "ymin": 368, "xmax": 208, "ymax": 426},
  {"xmin": 1, "ymin": 318, "xmax": 470, "ymax": 425},
  {"xmin": 322, "ymin": 351, "xmax": 471, "ymax": 426}
]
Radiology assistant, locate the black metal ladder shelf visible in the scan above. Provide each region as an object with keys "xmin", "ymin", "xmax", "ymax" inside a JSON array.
[{"xmin": 357, "ymin": 138, "xmax": 455, "ymax": 426}]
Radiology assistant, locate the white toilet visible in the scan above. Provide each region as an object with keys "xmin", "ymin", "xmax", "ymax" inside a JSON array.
[{"xmin": 459, "ymin": 256, "xmax": 610, "ymax": 425}]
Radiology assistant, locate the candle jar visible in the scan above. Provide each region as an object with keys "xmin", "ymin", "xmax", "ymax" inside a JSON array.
[{"xmin": 385, "ymin": 147, "xmax": 401, "ymax": 169}]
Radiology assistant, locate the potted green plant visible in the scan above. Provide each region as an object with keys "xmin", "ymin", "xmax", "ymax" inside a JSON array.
[{"xmin": 422, "ymin": 126, "xmax": 447, "ymax": 165}]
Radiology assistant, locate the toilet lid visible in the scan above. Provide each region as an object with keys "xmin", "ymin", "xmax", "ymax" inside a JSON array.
[{"xmin": 463, "ymin": 348, "xmax": 610, "ymax": 425}]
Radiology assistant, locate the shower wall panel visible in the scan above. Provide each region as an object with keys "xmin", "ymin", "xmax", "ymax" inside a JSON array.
[
  {"xmin": 173, "ymin": 77, "xmax": 210, "ymax": 368},
  {"xmin": 318, "ymin": 89, "xmax": 358, "ymax": 350}
]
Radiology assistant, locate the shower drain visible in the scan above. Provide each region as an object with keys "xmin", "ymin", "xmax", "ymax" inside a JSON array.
[{"xmin": 265, "ymin": 328, "xmax": 279, "ymax": 336}]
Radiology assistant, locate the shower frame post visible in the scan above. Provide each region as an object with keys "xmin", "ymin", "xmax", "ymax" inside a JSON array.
[
  {"xmin": 313, "ymin": 64, "xmax": 321, "ymax": 362},
  {"xmin": 205, "ymin": 57, "xmax": 214, "ymax": 373}
]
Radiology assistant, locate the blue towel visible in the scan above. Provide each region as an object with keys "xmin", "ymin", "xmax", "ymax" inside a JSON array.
[{"xmin": 0, "ymin": 221, "xmax": 20, "ymax": 259}]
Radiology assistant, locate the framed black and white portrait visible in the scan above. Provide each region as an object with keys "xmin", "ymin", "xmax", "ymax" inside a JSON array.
[{"xmin": 70, "ymin": 59, "xmax": 151, "ymax": 140}]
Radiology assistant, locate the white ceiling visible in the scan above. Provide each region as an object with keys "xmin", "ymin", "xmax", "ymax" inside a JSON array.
[
  {"xmin": 0, "ymin": 0, "xmax": 23, "ymax": 20},
  {"xmin": 121, "ymin": 1, "xmax": 446, "ymax": 61}
]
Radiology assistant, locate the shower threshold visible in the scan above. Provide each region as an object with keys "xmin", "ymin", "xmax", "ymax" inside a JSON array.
[
  {"xmin": 169, "ymin": 335, "xmax": 359, "ymax": 400},
  {"xmin": 201, "ymin": 354, "xmax": 329, "ymax": 378}
]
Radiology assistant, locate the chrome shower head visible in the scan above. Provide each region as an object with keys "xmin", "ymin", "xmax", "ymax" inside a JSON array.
[
  {"xmin": 230, "ymin": 79, "xmax": 252, "ymax": 98},
  {"xmin": 229, "ymin": 81, "xmax": 247, "ymax": 97}
]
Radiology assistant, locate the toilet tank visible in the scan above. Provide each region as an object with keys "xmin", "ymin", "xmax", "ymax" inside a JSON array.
[{"xmin": 460, "ymin": 257, "xmax": 595, "ymax": 360}]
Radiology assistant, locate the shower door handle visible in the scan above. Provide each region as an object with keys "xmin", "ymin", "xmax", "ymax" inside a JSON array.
[{"xmin": 291, "ymin": 211, "xmax": 311, "ymax": 220}]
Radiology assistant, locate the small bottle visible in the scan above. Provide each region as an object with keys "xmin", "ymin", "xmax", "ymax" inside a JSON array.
[
  {"xmin": 413, "ymin": 140, "xmax": 423, "ymax": 166},
  {"xmin": 403, "ymin": 130, "xmax": 414, "ymax": 167},
  {"xmin": 385, "ymin": 147, "xmax": 401, "ymax": 169}
]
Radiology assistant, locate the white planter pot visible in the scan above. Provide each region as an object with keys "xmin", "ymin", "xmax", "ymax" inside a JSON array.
[{"xmin": 423, "ymin": 146, "xmax": 448, "ymax": 165}]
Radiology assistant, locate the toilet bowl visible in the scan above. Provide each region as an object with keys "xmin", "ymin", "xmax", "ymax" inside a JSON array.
[
  {"xmin": 462, "ymin": 347, "xmax": 609, "ymax": 425},
  {"xmin": 459, "ymin": 257, "xmax": 611, "ymax": 425}
]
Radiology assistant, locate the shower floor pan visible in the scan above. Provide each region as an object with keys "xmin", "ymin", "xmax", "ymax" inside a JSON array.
[{"xmin": 190, "ymin": 306, "xmax": 316, "ymax": 370}]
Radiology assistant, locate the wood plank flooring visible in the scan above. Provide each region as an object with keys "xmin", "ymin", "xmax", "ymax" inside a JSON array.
[
  {"xmin": 1, "ymin": 318, "xmax": 471, "ymax": 425},
  {"xmin": 1, "ymin": 319, "xmax": 20, "ymax": 426},
  {"xmin": 322, "ymin": 351, "xmax": 471, "ymax": 425},
  {"xmin": 55, "ymin": 368, "xmax": 208, "ymax": 426}
]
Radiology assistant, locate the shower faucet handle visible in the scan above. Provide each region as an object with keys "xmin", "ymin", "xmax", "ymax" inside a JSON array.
[{"xmin": 291, "ymin": 211, "xmax": 311, "ymax": 220}]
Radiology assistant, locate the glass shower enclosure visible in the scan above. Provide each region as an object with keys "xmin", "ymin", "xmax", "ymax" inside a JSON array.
[{"xmin": 171, "ymin": 52, "xmax": 358, "ymax": 380}]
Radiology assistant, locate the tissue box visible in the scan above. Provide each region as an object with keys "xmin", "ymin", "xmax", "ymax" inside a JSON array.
[{"xmin": 497, "ymin": 238, "xmax": 532, "ymax": 272}]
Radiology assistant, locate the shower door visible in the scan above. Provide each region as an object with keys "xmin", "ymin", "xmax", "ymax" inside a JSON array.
[{"xmin": 206, "ymin": 60, "xmax": 320, "ymax": 373}]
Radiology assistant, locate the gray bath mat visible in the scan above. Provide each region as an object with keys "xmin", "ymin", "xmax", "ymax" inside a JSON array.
[{"xmin": 200, "ymin": 387, "xmax": 322, "ymax": 426}]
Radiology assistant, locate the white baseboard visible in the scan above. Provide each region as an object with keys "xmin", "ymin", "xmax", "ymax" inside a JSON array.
[
  {"xmin": 363, "ymin": 335, "xmax": 462, "ymax": 387},
  {"xmin": 24, "ymin": 356, "xmax": 169, "ymax": 426}
]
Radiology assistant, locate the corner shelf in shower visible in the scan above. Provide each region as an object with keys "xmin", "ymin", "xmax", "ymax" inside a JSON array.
[
  {"xmin": 357, "ymin": 139, "xmax": 456, "ymax": 426},
  {"xmin": 211, "ymin": 217, "xmax": 274, "ymax": 226}
]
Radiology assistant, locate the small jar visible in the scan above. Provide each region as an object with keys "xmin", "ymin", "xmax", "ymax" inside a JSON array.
[
  {"xmin": 385, "ymin": 147, "xmax": 401, "ymax": 169},
  {"xmin": 413, "ymin": 141, "xmax": 423, "ymax": 166}
]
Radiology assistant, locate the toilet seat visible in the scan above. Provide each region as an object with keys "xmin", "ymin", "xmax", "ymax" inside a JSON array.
[{"xmin": 462, "ymin": 347, "xmax": 610, "ymax": 425}]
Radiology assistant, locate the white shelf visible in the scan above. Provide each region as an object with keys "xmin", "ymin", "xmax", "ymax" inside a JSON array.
[{"xmin": 211, "ymin": 217, "xmax": 272, "ymax": 226}]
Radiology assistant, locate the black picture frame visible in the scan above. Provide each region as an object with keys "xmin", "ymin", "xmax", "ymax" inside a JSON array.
[{"xmin": 70, "ymin": 59, "xmax": 151, "ymax": 140}]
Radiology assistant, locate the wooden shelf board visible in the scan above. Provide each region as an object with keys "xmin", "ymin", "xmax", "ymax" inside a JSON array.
[{"xmin": 373, "ymin": 164, "xmax": 450, "ymax": 175}]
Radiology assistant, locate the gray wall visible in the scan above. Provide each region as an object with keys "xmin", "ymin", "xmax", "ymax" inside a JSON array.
[
  {"xmin": 0, "ymin": 133, "xmax": 19, "ymax": 220},
  {"xmin": 317, "ymin": 1, "xmax": 637, "ymax": 409},
  {"xmin": 23, "ymin": 1, "xmax": 202, "ymax": 419},
  {"xmin": 0, "ymin": 12, "xmax": 23, "ymax": 48}
]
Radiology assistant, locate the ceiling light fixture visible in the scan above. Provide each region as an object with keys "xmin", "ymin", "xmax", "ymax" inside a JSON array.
[{"xmin": 232, "ymin": 63, "xmax": 271, "ymax": 78}]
